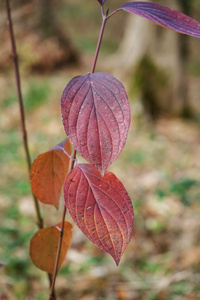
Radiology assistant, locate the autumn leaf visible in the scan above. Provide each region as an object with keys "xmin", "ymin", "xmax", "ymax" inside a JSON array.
[
  {"xmin": 117, "ymin": 2, "xmax": 200, "ymax": 38},
  {"xmin": 64, "ymin": 164, "xmax": 134, "ymax": 265},
  {"xmin": 30, "ymin": 139, "xmax": 71, "ymax": 209},
  {"xmin": 30, "ymin": 221, "xmax": 72, "ymax": 274},
  {"xmin": 61, "ymin": 72, "xmax": 130, "ymax": 175}
]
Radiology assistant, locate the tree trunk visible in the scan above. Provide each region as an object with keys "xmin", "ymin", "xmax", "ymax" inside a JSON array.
[{"xmin": 108, "ymin": 0, "xmax": 196, "ymax": 119}]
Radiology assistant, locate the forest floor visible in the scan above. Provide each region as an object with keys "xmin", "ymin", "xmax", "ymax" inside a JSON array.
[
  {"xmin": 1, "ymin": 1, "xmax": 200, "ymax": 299},
  {"xmin": 0, "ymin": 69, "xmax": 200, "ymax": 300}
]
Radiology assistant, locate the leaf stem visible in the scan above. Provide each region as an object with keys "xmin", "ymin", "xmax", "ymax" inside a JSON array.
[
  {"xmin": 49, "ymin": 150, "xmax": 77, "ymax": 300},
  {"xmin": 49, "ymin": 207, "xmax": 66, "ymax": 300},
  {"xmin": 91, "ymin": 6, "xmax": 107, "ymax": 73},
  {"xmin": 107, "ymin": 9, "xmax": 119, "ymax": 20},
  {"xmin": 49, "ymin": 2, "xmax": 110, "ymax": 297},
  {"xmin": 48, "ymin": 274, "xmax": 57, "ymax": 300}
]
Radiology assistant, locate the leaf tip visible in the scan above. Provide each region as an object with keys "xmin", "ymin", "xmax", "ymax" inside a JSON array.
[
  {"xmin": 112, "ymin": 252, "xmax": 122, "ymax": 266},
  {"xmin": 114, "ymin": 258, "xmax": 120, "ymax": 266}
]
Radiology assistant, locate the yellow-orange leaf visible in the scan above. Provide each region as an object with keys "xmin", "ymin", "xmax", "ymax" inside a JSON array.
[
  {"xmin": 30, "ymin": 139, "xmax": 71, "ymax": 209},
  {"xmin": 30, "ymin": 221, "xmax": 72, "ymax": 274}
]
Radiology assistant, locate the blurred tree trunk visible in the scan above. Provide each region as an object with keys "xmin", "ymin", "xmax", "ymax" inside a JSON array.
[
  {"xmin": 177, "ymin": 0, "xmax": 193, "ymax": 117},
  {"xmin": 35, "ymin": 0, "xmax": 79, "ymax": 65},
  {"xmin": 109, "ymin": 0, "xmax": 195, "ymax": 119}
]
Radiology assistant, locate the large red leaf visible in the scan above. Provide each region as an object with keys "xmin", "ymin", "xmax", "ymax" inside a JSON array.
[
  {"xmin": 30, "ymin": 221, "xmax": 72, "ymax": 274},
  {"xmin": 61, "ymin": 72, "xmax": 130, "ymax": 175},
  {"xmin": 30, "ymin": 139, "xmax": 71, "ymax": 209},
  {"xmin": 117, "ymin": 2, "xmax": 200, "ymax": 38},
  {"xmin": 64, "ymin": 164, "xmax": 134, "ymax": 265}
]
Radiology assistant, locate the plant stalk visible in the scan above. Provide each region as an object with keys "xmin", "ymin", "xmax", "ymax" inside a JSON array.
[
  {"xmin": 91, "ymin": 7, "xmax": 107, "ymax": 73},
  {"xmin": 4, "ymin": 0, "xmax": 44, "ymax": 229},
  {"xmin": 49, "ymin": 4, "xmax": 108, "ymax": 298},
  {"xmin": 49, "ymin": 150, "xmax": 77, "ymax": 300},
  {"xmin": 5, "ymin": 0, "xmax": 56, "ymax": 297}
]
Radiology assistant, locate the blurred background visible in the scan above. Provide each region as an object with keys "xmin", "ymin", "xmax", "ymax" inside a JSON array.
[{"xmin": 0, "ymin": 0, "xmax": 200, "ymax": 299}]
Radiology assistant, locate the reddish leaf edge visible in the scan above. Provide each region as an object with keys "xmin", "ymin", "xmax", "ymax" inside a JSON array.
[{"xmin": 116, "ymin": 1, "xmax": 200, "ymax": 38}]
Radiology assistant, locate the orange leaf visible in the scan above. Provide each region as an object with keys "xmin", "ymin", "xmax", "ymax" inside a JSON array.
[
  {"xmin": 30, "ymin": 139, "xmax": 71, "ymax": 209},
  {"xmin": 30, "ymin": 221, "xmax": 72, "ymax": 274}
]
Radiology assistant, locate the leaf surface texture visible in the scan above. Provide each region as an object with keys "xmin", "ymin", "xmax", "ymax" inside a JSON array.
[
  {"xmin": 64, "ymin": 164, "xmax": 134, "ymax": 265},
  {"xmin": 61, "ymin": 72, "xmax": 130, "ymax": 175},
  {"xmin": 118, "ymin": 2, "xmax": 200, "ymax": 38}
]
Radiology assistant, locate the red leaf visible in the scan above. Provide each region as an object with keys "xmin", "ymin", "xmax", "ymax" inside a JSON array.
[
  {"xmin": 64, "ymin": 164, "xmax": 134, "ymax": 265},
  {"xmin": 61, "ymin": 72, "xmax": 130, "ymax": 175},
  {"xmin": 30, "ymin": 139, "xmax": 71, "ymax": 209},
  {"xmin": 118, "ymin": 2, "xmax": 200, "ymax": 38},
  {"xmin": 30, "ymin": 221, "xmax": 72, "ymax": 274}
]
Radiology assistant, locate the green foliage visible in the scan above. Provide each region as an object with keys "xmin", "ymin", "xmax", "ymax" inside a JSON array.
[
  {"xmin": 126, "ymin": 150, "xmax": 145, "ymax": 164},
  {"xmin": 172, "ymin": 281, "xmax": 189, "ymax": 295},
  {"xmin": 0, "ymin": 129, "xmax": 22, "ymax": 162},
  {"xmin": 155, "ymin": 188, "xmax": 168, "ymax": 199},
  {"xmin": 1, "ymin": 81, "xmax": 50, "ymax": 111},
  {"xmin": 188, "ymin": 59, "xmax": 200, "ymax": 76},
  {"xmin": 154, "ymin": 178, "xmax": 198, "ymax": 206},
  {"xmin": 1, "ymin": 93, "xmax": 17, "ymax": 108},
  {"xmin": 24, "ymin": 81, "xmax": 50, "ymax": 111},
  {"xmin": 170, "ymin": 178, "xmax": 197, "ymax": 206}
]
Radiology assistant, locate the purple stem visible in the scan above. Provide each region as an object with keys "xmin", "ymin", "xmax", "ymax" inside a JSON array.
[{"xmin": 49, "ymin": 150, "xmax": 77, "ymax": 300}]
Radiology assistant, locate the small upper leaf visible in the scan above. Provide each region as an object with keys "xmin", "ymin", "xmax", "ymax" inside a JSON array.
[
  {"xmin": 30, "ymin": 221, "xmax": 72, "ymax": 274},
  {"xmin": 118, "ymin": 2, "xmax": 200, "ymax": 38},
  {"xmin": 64, "ymin": 164, "xmax": 134, "ymax": 265},
  {"xmin": 30, "ymin": 139, "xmax": 71, "ymax": 209},
  {"xmin": 97, "ymin": 0, "xmax": 107, "ymax": 5},
  {"xmin": 61, "ymin": 72, "xmax": 130, "ymax": 175}
]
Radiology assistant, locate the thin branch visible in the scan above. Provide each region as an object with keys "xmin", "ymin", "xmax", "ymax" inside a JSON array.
[
  {"xmin": 49, "ymin": 2, "xmax": 109, "ymax": 297},
  {"xmin": 49, "ymin": 150, "xmax": 77, "ymax": 300},
  {"xmin": 48, "ymin": 274, "xmax": 57, "ymax": 300},
  {"xmin": 5, "ymin": 0, "xmax": 44, "ymax": 229},
  {"xmin": 5, "ymin": 0, "xmax": 56, "ymax": 298},
  {"xmin": 91, "ymin": 7, "xmax": 107, "ymax": 73}
]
